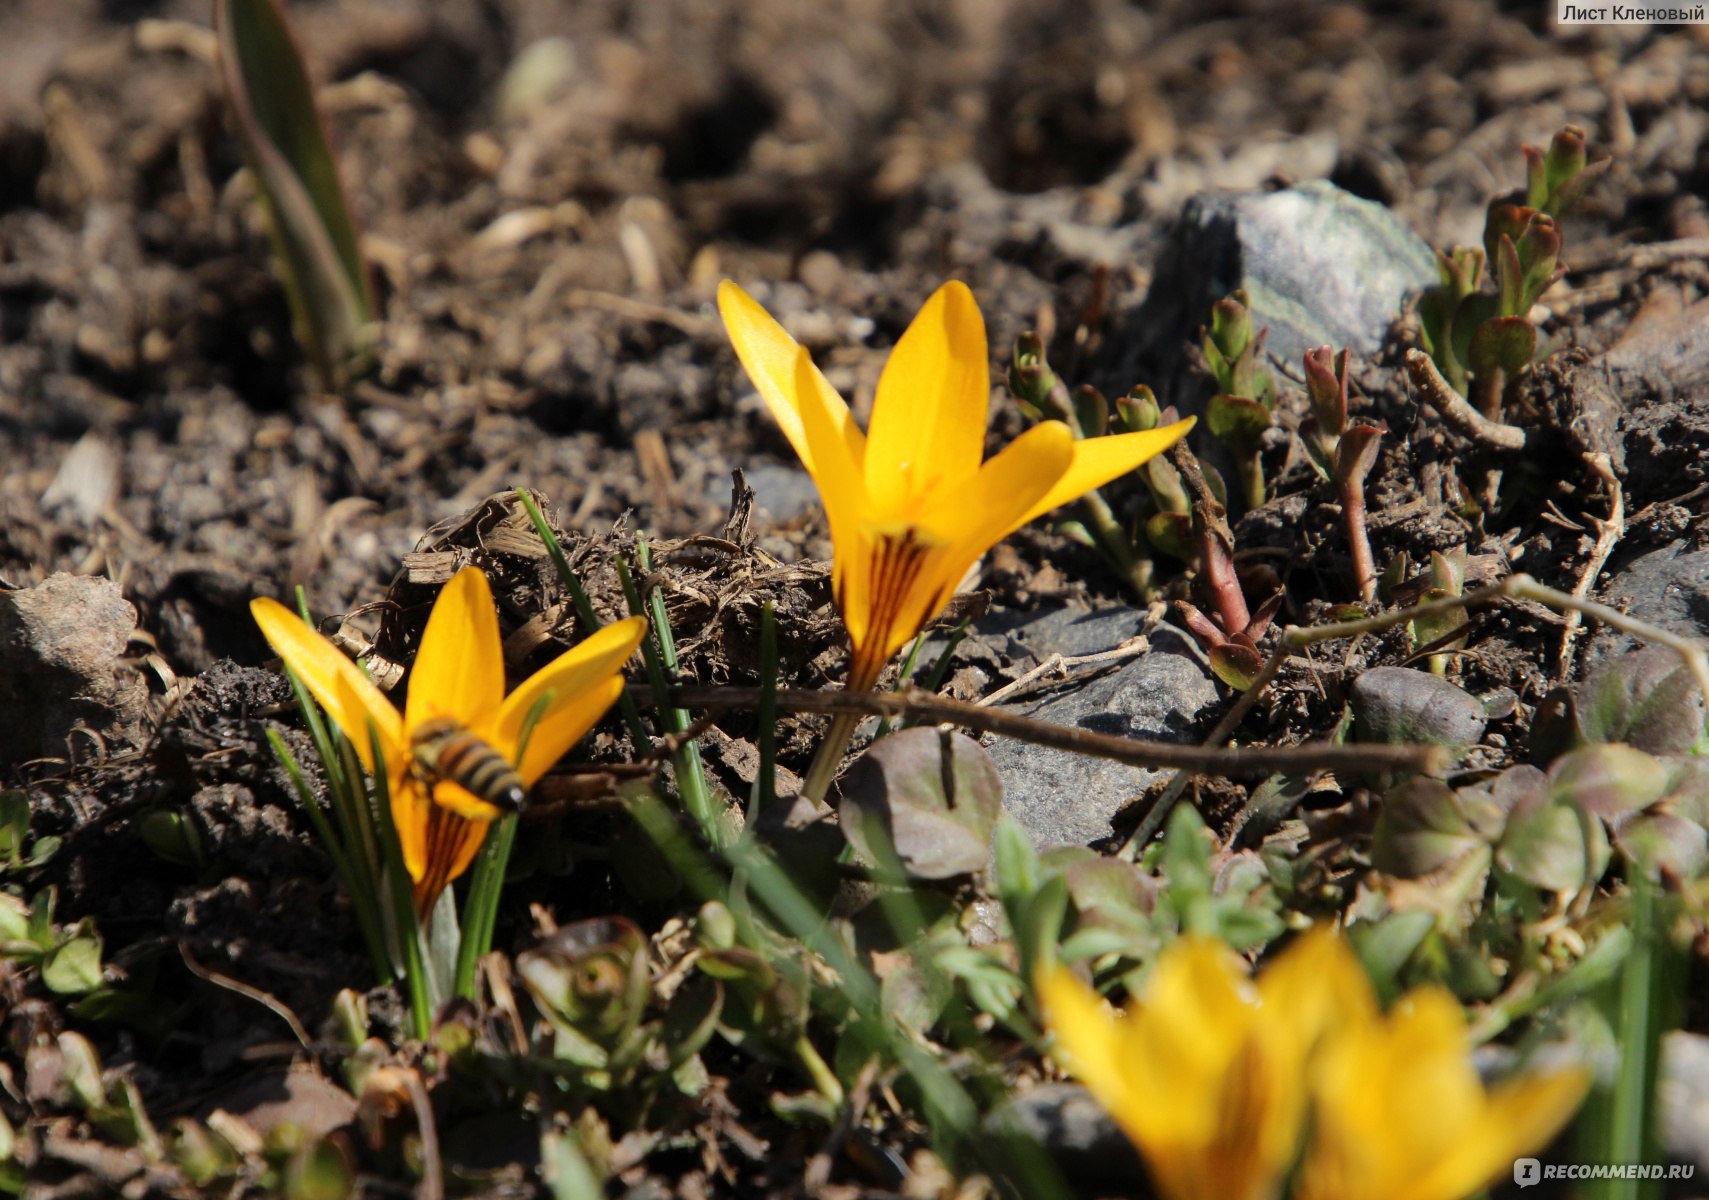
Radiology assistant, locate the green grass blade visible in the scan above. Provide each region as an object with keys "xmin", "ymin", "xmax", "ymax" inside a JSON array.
[
  {"xmin": 215, "ymin": 0, "xmax": 374, "ymax": 389},
  {"xmin": 264, "ymin": 728, "xmax": 391, "ymax": 984},
  {"xmin": 515, "ymin": 489, "xmax": 654, "ymax": 754},
  {"xmin": 748, "ymin": 601, "xmax": 778, "ymax": 823},
  {"xmin": 627, "ymin": 790, "xmax": 1069, "ymax": 1194},
  {"xmin": 619, "ymin": 547, "xmax": 719, "ymax": 847}
]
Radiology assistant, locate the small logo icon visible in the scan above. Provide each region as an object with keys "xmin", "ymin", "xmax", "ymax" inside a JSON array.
[{"xmin": 1514, "ymin": 1158, "xmax": 1542, "ymax": 1188}]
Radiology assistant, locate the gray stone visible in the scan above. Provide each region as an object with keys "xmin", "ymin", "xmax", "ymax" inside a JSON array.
[
  {"xmin": 984, "ymin": 1082, "xmax": 1146, "ymax": 1190},
  {"xmin": 973, "ymin": 610, "xmax": 1219, "ymax": 850},
  {"xmin": 1586, "ymin": 542, "xmax": 1709, "ymax": 665},
  {"xmin": 1350, "ymin": 666, "xmax": 1487, "ymax": 749},
  {"xmin": 0, "ymin": 573, "xmax": 148, "ymax": 763},
  {"xmin": 707, "ymin": 462, "xmax": 819, "ymax": 523},
  {"xmin": 1126, "ymin": 179, "xmax": 1438, "ymax": 388}
]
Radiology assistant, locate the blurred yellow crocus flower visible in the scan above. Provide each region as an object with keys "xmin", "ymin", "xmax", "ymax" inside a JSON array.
[
  {"xmin": 253, "ymin": 567, "xmax": 647, "ymax": 917},
  {"xmin": 1041, "ymin": 930, "xmax": 1591, "ymax": 1200},
  {"xmin": 1294, "ymin": 985, "xmax": 1590, "ymax": 1200},
  {"xmin": 1039, "ymin": 930, "xmax": 1368, "ymax": 1200},
  {"xmin": 718, "ymin": 279, "xmax": 1193, "ymax": 797}
]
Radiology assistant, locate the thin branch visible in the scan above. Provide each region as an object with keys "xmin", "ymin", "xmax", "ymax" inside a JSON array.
[
  {"xmin": 1120, "ymin": 640, "xmax": 1293, "ymax": 857},
  {"xmin": 1555, "ymin": 453, "xmax": 1625, "ymax": 680},
  {"xmin": 178, "ymin": 942, "xmax": 312, "ymax": 1049},
  {"xmin": 641, "ymin": 684, "xmax": 1449, "ymax": 778},
  {"xmin": 1404, "ymin": 350, "xmax": 1528, "ymax": 452}
]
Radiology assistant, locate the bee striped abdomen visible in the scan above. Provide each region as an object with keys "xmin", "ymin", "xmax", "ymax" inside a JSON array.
[{"xmin": 411, "ymin": 717, "xmax": 527, "ymax": 813}]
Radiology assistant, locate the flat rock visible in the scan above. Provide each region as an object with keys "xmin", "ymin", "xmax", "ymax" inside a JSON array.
[
  {"xmin": 984, "ymin": 1082, "xmax": 1147, "ymax": 1190},
  {"xmin": 969, "ymin": 609, "xmax": 1218, "ymax": 849},
  {"xmin": 1586, "ymin": 542, "xmax": 1709, "ymax": 665},
  {"xmin": 0, "ymin": 573, "xmax": 148, "ymax": 764},
  {"xmin": 1125, "ymin": 179, "xmax": 1438, "ymax": 391},
  {"xmin": 1350, "ymin": 666, "xmax": 1488, "ymax": 748}
]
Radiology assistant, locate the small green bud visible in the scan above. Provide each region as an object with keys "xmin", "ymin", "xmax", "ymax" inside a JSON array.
[
  {"xmin": 1483, "ymin": 203, "xmax": 1534, "ymax": 268},
  {"xmin": 1515, "ymin": 212, "xmax": 1561, "ymax": 306},
  {"xmin": 140, "ymin": 810, "xmax": 205, "ymax": 870},
  {"xmin": 331, "ymin": 989, "xmax": 368, "ymax": 1050},
  {"xmin": 1008, "ymin": 332, "xmax": 1056, "ymax": 418},
  {"xmin": 1303, "ymin": 346, "xmax": 1349, "ymax": 438},
  {"xmin": 695, "ymin": 900, "xmax": 737, "ymax": 951},
  {"xmin": 1209, "ymin": 292, "xmax": 1253, "ymax": 362},
  {"xmin": 1115, "ymin": 385, "xmax": 1160, "ymax": 432},
  {"xmin": 1545, "ymin": 126, "xmax": 1588, "ymax": 199},
  {"xmin": 1071, "ymin": 385, "xmax": 1108, "ymax": 439}
]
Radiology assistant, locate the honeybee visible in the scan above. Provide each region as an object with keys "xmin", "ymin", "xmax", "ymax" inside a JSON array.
[{"xmin": 409, "ymin": 716, "xmax": 527, "ymax": 813}]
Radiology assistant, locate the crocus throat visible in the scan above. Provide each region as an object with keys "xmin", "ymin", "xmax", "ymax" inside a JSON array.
[
  {"xmin": 840, "ymin": 527, "xmax": 947, "ymax": 692},
  {"xmin": 413, "ymin": 785, "xmax": 487, "ymax": 918}
]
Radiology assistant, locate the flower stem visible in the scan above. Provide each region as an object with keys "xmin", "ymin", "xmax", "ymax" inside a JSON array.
[
  {"xmin": 802, "ymin": 654, "xmax": 883, "ymax": 803},
  {"xmin": 1339, "ymin": 473, "xmax": 1377, "ymax": 604},
  {"xmin": 1077, "ymin": 488, "xmax": 1154, "ymax": 600}
]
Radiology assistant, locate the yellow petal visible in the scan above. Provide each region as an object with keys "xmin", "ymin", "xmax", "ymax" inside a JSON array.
[
  {"xmin": 1011, "ymin": 418, "xmax": 1197, "ymax": 534},
  {"xmin": 864, "ymin": 281, "xmax": 990, "ymax": 518},
  {"xmin": 717, "ymin": 280, "xmax": 866, "ymax": 477},
  {"xmin": 843, "ymin": 420, "xmax": 1073, "ymax": 680},
  {"xmin": 487, "ymin": 614, "xmax": 649, "ymax": 786},
  {"xmin": 405, "ymin": 566, "xmax": 506, "ymax": 734},
  {"xmin": 1257, "ymin": 927, "xmax": 1378, "ymax": 1048},
  {"xmin": 911, "ymin": 418, "xmax": 1074, "ymax": 587},
  {"xmin": 790, "ymin": 344, "xmax": 883, "ymax": 662},
  {"xmin": 251, "ymin": 595, "xmax": 404, "ymax": 775},
  {"xmin": 1038, "ymin": 967, "xmax": 1148, "ymax": 1144},
  {"xmin": 1421, "ymin": 1066, "xmax": 1589, "ymax": 1200},
  {"xmin": 1294, "ymin": 983, "xmax": 1586, "ymax": 1200},
  {"xmin": 392, "ymin": 771, "xmax": 428, "ymax": 881}
]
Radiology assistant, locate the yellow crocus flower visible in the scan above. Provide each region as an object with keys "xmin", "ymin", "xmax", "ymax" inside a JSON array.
[
  {"xmin": 1039, "ymin": 930, "xmax": 1369, "ymax": 1200},
  {"xmin": 1294, "ymin": 985, "xmax": 1590, "ymax": 1200},
  {"xmin": 717, "ymin": 279, "xmax": 1193, "ymax": 796},
  {"xmin": 252, "ymin": 567, "xmax": 648, "ymax": 917}
]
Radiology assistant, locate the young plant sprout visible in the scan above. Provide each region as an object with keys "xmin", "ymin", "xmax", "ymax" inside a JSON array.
[
  {"xmin": 1040, "ymin": 930, "xmax": 1589, "ymax": 1200},
  {"xmin": 252, "ymin": 567, "xmax": 647, "ymax": 917},
  {"xmin": 717, "ymin": 279, "xmax": 1194, "ymax": 800}
]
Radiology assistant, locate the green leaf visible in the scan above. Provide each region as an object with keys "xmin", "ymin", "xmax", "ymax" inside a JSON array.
[
  {"xmin": 1372, "ymin": 778, "xmax": 1491, "ymax": 878},
  {"xmin": 1208, "ymin": 639, "xmax": 1264, "ymax": 691},
  {"xmin": 1467, "ymin": 316, "xmax": 1537, "ymax": 382},
  {"xmin": 1496, "ymin": 792, "xmax": 1610, "ymax": 893},
  {"xmin": 1548, "ymin": 745, "xmax": 1671, "ymax": 820},
  {"xmin": 282, "ymin": 1135, "xmax": 355, "ymax": 1200},
  {"xmin": 838, "ymin": 728, "xmax": 1003, "ymax": 880},
  {"xmin": 1071, "ymin": 385, "xmax": 1108, "ymax": 439},
  {"xmin": 1449, "ymin": 291, "xmax": 1498, "ymax": 379},
  {"xmin": 1575, "ymin": 647, "xmax": 1707, "ymax": 755},
  {"xmin": 1205, "ymin": 393, "xmax": 1272, "ymax": 453},
  {"xmin": 0, "ymin": 894, "xmax": 30, "ymax": 944},
  {"xmin": 1347, "ymin": 910, "xmax": 1436, "ymax": 1004},
  {"xmin": 0, "ymin": 792, "xmax": 29, "ymax": 866},
  {"xmin": 42, "ymin": 934, "xmax": 105, "ymax": 994},
  {"xmin": 993, "ymin": 817, "xmax": 1039, "ymax": 915},
  {"xmin": 216, "ymin": 0, "xmax": 375, "ymax": 390}
]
